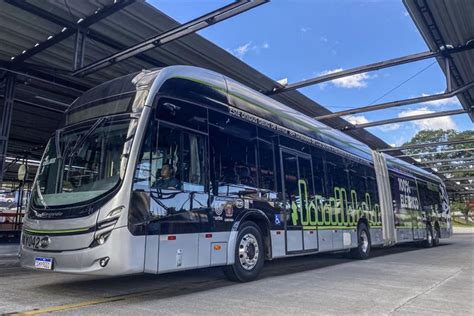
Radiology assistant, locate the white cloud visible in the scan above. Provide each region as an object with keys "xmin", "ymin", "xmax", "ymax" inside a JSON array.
[
  {"xmin": 345, "ymin": 115, "xmax": 370, "ymax": 125},
  {"xmin": 320, "ymin": 35, "xmax": 328, "ymax": 43},
  {"xmin": 376, "ymin": 123, "xmax": 401, "ymax": 132},
  {"xmin": 232, "ymin": 41, "xmax": 252, "ymax": 59},
  {"xmin": 319, "ymin": 68, "xmax": 374, "ymax": 89},
  {"xmin": 300, "ymin": 26, "xmax": 311, "ymax": 33},
  {"xmin": 229, "ymin": 41, "xmax": 269, "ymax": 60},
  {"xmin": 398, "ymin": 107, "xmax": 457, "ymax": 131},
  {"xmin": 421, "ymin": 91, "xmax": 460, "ymax": 106},
  {"xmin": 404, "ymin": 11, "xmax": 409, "ymax": 17}
]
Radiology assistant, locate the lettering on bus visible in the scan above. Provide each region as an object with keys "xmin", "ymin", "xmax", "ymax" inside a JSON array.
[
  {"xmin": 397, "ymin": 178, "xmax": 419, "ymax": 210},
  {"xmin": 290, "ymin": 179, "xmax": 381, "ymax": 228}
]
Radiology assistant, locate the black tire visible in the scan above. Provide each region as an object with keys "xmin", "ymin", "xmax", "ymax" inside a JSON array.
[
  {"xmin": 423, "ymin": 226, "xmax": 434, "ymax": 248},
  {"xmin": 223, "ymin": 221, "xmax": 264, "ymax": 282},
  {"xmin": 433, "ymin": 225, "xmax": 440, "ymax": 247},
  {"xmin": 350, "ymin": 223, "xmax": 371, "ymax": 259}
]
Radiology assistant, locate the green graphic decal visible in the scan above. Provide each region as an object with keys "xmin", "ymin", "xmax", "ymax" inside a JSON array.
[{"xmin": 290, "ymin": 180, "xmax": 381, "ymax": 228}]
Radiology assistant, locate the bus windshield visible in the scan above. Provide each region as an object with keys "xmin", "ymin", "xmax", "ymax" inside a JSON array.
[{"xmin": 32, "ymin": 115, "xmax": 137, "ymax": 208}]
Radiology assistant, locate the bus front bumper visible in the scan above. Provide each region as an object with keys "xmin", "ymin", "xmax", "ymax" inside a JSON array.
[{"xmin": 19, "ymin": 227, "xmax": 145, "ymax": 276}]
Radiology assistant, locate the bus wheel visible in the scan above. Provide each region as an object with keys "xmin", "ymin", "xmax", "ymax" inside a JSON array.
[
  {"xmin": 224, "ymin": 221, "xmax": 264, "ymax": 282},
  {"xmin": 423, "ymin": 227, "xmax": 434, "ymax": 248},
  {"xmin": 433, "ymin": 226, "xmax": 440, "ymax": 247},
  {"xmin": 350, "ymin": 223, "xmax": 371, "ymax": 259}
]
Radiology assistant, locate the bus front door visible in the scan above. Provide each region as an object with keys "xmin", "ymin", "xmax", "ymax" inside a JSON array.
[{"xmin": 280, "ymin": 148, "xmax": 318, "ymax": 254}]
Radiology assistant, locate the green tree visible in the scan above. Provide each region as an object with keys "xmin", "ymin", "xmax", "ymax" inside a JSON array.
[
  {"xmin": 450, "ymin": 201, "xmax": 471, "ymax": 223},
  {"xmin": 402, "ymin": 129, "xmax": 473, "ymax": 180}
]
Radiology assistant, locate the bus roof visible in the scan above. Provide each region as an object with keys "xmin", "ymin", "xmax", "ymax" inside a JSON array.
[{"xmin": 69, "ymin": 65, "xmax": 442, "ymax": 183}]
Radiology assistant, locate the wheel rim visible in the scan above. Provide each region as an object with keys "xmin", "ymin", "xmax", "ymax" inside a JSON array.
[
  {"xmin": 360, "ymin": 230, "xmax": 369, "ymax": 253},
  {"xmin": 238, "ymin": 233, "xmax": 260, "ymax": 270}
]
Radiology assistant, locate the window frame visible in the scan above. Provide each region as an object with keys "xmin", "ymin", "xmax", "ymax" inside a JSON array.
[{"xmin": 152, "ymin": 96, "xmax": 210, "ymax": 193}]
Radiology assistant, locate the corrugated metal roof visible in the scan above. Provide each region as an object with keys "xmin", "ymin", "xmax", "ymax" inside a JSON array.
[{"xmin": 405, "ymin": 0, "xmax": 474, "ymax": 121}]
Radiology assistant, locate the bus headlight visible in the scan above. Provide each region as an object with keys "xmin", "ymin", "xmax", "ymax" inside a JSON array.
[{"xmin": 90, "ymin": 230, "xmax": 112, "ymax": 248}]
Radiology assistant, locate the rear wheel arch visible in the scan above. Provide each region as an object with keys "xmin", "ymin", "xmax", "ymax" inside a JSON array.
[
  {"xmin": 351, "ymin": 221, "xmax": 371, "ymax": 259},
  {"xmin": 358, "ymin": 217, "xmax": 370, "ymax": 229}
]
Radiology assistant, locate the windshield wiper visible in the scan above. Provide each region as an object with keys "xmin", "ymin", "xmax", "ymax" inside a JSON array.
[
  {"xmin": 66, "ymin": 117, "xmax": 106, "ymax": 159},
  {"xmin": 35, "ymin": 181, "xmax": 47, "ymax": 209}
]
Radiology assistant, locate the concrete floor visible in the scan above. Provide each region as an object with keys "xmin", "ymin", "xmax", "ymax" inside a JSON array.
[{"xmin": 1, "ymin": 233, "xmax": 473, "ymax": 315}]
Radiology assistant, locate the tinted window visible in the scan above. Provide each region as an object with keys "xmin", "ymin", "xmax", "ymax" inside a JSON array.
[
  {"xmin": 418, "ymin": 180, "xmax": 441, "ymax": 216},
  {"xmin": 151, "ymin": 124, "xmax": 206, "ymax": 192},
  {"xmin": 156, "ymin": 98, "xmax": 207, "ymax": 132},
  {"xmin": 209, "ymin": 111, "xmax": 258, "ymax": 193},
  {"xmin": 324, "ymin": 152, "xmax": 349, "ymax": 194},
  {"xmin": 258, "ymin": 140, "xmax": 276, "ymax": 191},
  {"xmin": 311, "ymin": 147, "xmax": 326, "ymax": 196}
]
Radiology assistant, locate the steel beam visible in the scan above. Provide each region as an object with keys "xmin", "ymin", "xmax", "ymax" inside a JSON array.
[
  {"xmin": 377, "ymin": 138, "xmax": 474, "ymax": 152},
  {"xmin": 346, "ymin": 109, "xmax": 466, "ymax": 130},
  {"xmin": 396, "ymin": 147, "xmax": 473, "ymax": 158},
  {"xmin": 5, "ymin": 0, "xmax": 166, "ymax": 67},
  {"xmin": 418, "ymin": 156, "xmax": 474, "ymax": 164},
  {"xmin": 0, "ymin": 65, "xmax": 87, "ymax": 94},
  {"xmin": 448, "ymin": 177, "xmax": 473, "ymax": 182},
  {"xmin": 0, "ymin": 75, "xmax": 17, "ymax": 184},
  {"xmin": 424, "ymin": 163, "xmax": 474, "ymax": 170},
  {"xmin": 72, "ymin": 0, "xmax": 268, "ymax": 77},
  {"xmin": 436, "ymin": 169, "xmax": 473, "ymax": 174},
  {"xmin": 316, "ymin": 82, "xmax": 474, "ymax": 121},
  {"xmin": 5, "ymin": 0, "xmax": 164, "ymax": 68},
  {"xmin": 0, "ymin": 96, "xmax": 65, "ymax": 114},
  {"xmin": 7, "ymin": 0, "xmax": 136, "ymax": 64},
  {"xmin": 268, "ymin": 43, "xmax": 474, "ymax": 94}
]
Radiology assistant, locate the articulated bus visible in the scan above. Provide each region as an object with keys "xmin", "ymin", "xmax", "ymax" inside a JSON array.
[{"xmin": 20, "ymin": 66, "xmax": 452, "ymax": 281}]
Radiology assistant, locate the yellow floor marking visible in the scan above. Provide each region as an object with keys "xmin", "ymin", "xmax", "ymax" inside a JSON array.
[{"xmin": 10, "ymin": 290, "xmax": 153, "ymax": 315}]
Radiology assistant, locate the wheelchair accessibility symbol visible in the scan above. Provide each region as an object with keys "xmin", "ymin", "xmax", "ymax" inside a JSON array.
[{"xmin": 274, "ymin": 214, "xmax": 282, "ymax": 225}]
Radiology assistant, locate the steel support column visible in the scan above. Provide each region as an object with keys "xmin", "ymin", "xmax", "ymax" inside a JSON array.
[
  {"xmin": 73, "ymin": 30, "xmax": 86, "ymax": 71},
  {"xmin": 0, "ymin": 74, "xmax": 17, "ymax": 184}
]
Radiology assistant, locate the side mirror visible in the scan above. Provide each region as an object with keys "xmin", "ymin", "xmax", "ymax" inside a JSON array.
[{"xmin": 18, "ymin": 164, "xmax": 28, "ymax": 182}]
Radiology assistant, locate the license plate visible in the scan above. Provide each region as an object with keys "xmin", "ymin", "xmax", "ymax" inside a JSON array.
[{"xmin": 35, "ymin": 257, "xmax": 53, "ymax": 270}]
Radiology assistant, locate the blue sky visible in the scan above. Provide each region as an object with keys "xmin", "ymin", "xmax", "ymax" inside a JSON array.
[{"xmin": 148, "ymin": 0, "xmax": 472, "ymax": 146}]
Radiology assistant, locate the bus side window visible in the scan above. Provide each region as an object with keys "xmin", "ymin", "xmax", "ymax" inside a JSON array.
[
  {"xmin": 258, "ymin": 140, "xmax": 276, "ymax": 192},
  {"xmin": 311, "ymin": 147, "xmax": 326, "ymax": 196},
  {"xmin": 209, "ymin": 111, "xmax": 258, "ymax": 193},
  {"xmin": 152, "ymin": 124, "xmax": 206, "ymax": 192}
]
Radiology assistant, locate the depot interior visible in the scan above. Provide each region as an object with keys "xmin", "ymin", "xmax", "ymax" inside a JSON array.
[{"xmin": 0, "ymin": 0, "xmax": 472, "ymax": 239}]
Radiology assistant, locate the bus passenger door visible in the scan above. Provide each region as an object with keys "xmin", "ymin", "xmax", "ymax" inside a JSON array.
[{"xmin": 280, "ymin": 149, "xmax": 317, "ymax": 254}]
